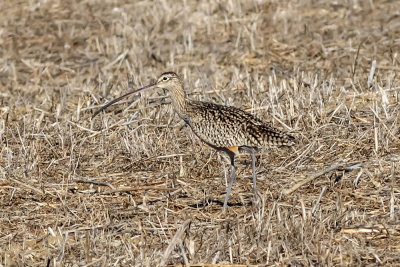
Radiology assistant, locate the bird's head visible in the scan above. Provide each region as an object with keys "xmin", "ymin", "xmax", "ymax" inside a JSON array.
[{"xmin": 155, "ymin": 72, "xmax": 181, "ymax": 91}]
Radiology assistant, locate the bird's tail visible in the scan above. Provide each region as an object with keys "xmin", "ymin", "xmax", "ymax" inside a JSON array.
[{"xmin": 261, "ymin": 124, "xmax": 295, "ymax": 146}]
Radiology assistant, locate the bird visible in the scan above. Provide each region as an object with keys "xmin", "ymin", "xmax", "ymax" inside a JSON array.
[{"xmin": 92, "ymin": 72, "xmax": 295, "ymax": 210}]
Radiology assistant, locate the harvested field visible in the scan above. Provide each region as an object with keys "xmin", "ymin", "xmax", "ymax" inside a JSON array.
[{"xmin": 1, "ymin": 0, "xmax": 400, "ymax": 266}]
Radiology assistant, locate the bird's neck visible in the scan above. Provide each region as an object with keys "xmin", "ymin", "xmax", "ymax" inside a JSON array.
[{"xmin": 170, "ymin": 86, "xmax": 188, "ymax": 119}]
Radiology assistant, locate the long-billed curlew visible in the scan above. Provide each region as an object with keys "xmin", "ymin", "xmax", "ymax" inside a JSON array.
[{"xmin": 92, "ymin": 72, "xmax": 295, "ymax": 210}]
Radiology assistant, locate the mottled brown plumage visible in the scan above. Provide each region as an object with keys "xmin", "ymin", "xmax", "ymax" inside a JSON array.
[
  {"xmin": 184, "ymin": 100, "xmax": 294, "ymax": 149},
  {"xmin": 92, "ymin": 72, "xmax": 295, "ymax": 210}
]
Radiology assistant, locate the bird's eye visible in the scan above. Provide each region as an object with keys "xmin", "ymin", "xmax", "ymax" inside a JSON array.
[{"xmin": 163, "ymin": 76, "xmax": 168, "ymax": 81}]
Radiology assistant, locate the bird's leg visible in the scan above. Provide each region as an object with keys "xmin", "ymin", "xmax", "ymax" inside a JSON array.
[
  {"xmin": 241, "ymin": 146, "xmax": 257, "ymax": 193},
  {"xmin": 222, "ymin": 152, "xmax": 235, "ymax": 211}
]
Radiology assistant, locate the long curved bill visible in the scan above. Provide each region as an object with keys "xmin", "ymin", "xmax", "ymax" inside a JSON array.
[{"xmin": 92, "ymin": 83, "xmax": 157, "ymax": 119}]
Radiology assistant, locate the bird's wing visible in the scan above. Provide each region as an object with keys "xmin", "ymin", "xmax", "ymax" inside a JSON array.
[{"xmin": 185, "ymin": 100, "xmax": 294, "ymax": 148}]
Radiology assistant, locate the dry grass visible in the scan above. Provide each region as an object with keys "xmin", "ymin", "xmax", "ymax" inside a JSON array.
[{"xmin": 1, "ymin": 0, "xmax": 400, "ymax": 266}]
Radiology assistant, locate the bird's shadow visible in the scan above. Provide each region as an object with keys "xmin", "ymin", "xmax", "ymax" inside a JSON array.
[{"xmin": 188, "ymin": 198, "xmax": 246, "ymax": 209}]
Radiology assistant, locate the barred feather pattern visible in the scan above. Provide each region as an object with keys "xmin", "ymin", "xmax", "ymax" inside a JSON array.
[{"xmin": 182, "ymin": 100, "xmax": 295, "ymax": 150}]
